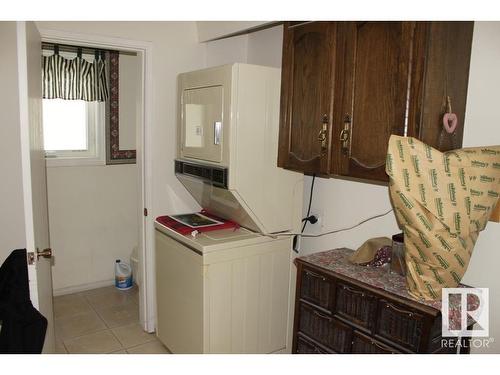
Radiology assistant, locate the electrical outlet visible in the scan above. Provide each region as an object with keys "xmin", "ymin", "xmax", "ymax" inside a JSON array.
[{"xmin": 306, "ymin": 210, "xmax": 324, "ymax": 234}]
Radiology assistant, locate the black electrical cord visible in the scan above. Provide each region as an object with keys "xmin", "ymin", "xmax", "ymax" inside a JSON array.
[{"xmin": 301, "ymin": 174, "xmax": 316, "ymax": 233}]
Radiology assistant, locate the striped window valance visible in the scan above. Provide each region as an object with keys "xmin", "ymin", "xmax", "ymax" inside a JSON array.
[{"xmin": 42, "ymin": 51, "xmax": 109, "ymax": 102}]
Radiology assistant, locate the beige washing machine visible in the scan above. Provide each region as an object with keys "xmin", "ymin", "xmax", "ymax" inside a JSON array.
[{"xmin": 155, "ymin": 221, "xmax": 293, "ymax": 354}]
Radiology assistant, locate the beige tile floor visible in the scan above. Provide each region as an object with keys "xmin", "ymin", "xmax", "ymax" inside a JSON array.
[{"xmin": 54, "ymin": 285, "xmax": 170, "ymax": 354}]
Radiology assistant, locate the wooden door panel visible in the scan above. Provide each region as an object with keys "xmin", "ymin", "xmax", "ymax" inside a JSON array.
[
  {"xmin": 336, "ymin": 22, "xmax": 415, "ymax": 182},
  {"xmin": 17, "ymin": 21, "xmax": 55, "ymax": 353},
  {"xmin": 411, "ymin": 22, "xmax": 473, "ymax": 151},
  {"xmin": 289, "ymin": 29, "xmax": 326, "ymax": 163},
  {"xmin": 278, "ymin": 22, "xmax": 335, "ymax": 175}
]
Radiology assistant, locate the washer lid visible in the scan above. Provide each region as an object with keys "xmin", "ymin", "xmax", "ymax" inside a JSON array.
[
  {"xmin": 154, "ymin": 221, "xmax": 273, "ymax": 254},
  {"xmin": 176, "ymin": 173, "xmax": 265, "ymax": 233}
]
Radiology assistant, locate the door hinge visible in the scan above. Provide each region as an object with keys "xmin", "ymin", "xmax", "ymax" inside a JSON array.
[
  {"xmin": 27, "ymin": 252, "xmax": 35, "ymax": 265},
  {"xmin": 144, "ymin": 208, "xmax": 148, "ymax": 217}
]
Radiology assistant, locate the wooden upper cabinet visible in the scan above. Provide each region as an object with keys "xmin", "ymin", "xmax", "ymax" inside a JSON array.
[
  {"xmin": 408, "ymin": 22, "xmax": 474, "ymax": 152},
  {"xmin": 278, "ymin": 22, "xmax": 336, "ymax": 175},
  {"xmin": 333, "ymin": 22, "xmax": 416, "ymax": 182},
  {"xmin": 277, "ymin": 21, "xmax": 474, "ymax": 184}
]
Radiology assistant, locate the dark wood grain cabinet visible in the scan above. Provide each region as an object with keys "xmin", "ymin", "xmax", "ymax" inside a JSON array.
[
  {"xmin": 278, "ymin": 21, "xmax": 474, "ymax": 183},
  {"xmin": 277, "ymin": 22, "xmax": 336, "ymax": 175},
  {"xmin": 293, "ymin": 259, "xmax": 470, "ymax": 354}
]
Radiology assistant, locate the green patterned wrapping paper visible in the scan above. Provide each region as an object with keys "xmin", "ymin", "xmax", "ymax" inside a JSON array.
[{"xmin": 386, "ymin": 135, "xmax": 500, "ymax": 300}]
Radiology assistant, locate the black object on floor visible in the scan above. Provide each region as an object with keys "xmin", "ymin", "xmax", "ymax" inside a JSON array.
[{"xmin": 0, "ymin": 249, "xmax": 47, "ymax": 354}]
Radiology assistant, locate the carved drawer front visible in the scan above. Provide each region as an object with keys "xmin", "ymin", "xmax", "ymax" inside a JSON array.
[
  {"xmin": 376, "ymin": 299, "xmax": 425, "ymax": 351},
  {"xmin": 296, "ymin": 334, "xmax": 333, "ymax": 354},
  {"xmin": 334, "ymin": 282, "xmax": 377, "ymax": 329},
  {"xmin": 298, "ymin": 303, "xmax": 352, "ymax": 352},
  {"xmin": 300, "ymin": 268, "xmax": 332, "ymax": 310},
  {"xmin": 352, "ymin": 331, "xmax": 400, "ymax": 354}
]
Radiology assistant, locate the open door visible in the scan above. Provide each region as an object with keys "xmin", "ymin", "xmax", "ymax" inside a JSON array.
[{"xmin": 17, "ymin": 21, "xmax": 55, "ymax": 353}]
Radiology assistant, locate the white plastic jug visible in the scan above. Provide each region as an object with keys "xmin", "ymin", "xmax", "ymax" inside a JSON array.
[{"xmin": 115, "ymin": 259, "xmax": 133, "ymax": 290}]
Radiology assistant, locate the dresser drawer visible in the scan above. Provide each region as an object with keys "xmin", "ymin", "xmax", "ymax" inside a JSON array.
[
  {"xmin": 300, "ymin": 267, "xmax": 332, "ymax": 310},
  {"xmin": 375, "ymin": 299, "xmax": 425, "ymax": 351},
  {"xmin": 334, "ymin": 282, "xmax": 377, "ymax": 329},
  {"xmin": 296, "ymin": 334, "xmax": 334, "ymax": 354},
  {"xmin": 298, "ymin": 302, "xmax": 352, "ymax": 353},
  {"xmin": 352, "ymin": 331, "xmax": 400, "ymax": 354}
]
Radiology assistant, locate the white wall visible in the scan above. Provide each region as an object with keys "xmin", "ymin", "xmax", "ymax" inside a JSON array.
[
  {"xmin": 205, "ymin": 33, "xmax": 248, "ymax": 67},
  {"xmin": 0, "ymin": 22, "xmax": 27, "ymax": 265},
  {"xmin": 459, "ymin": 22, "xmax": 500, "ymax": 353},
  {"xmin": 204, "ymin": 25, "xmax": 283, "ymax": 68},
  {"xmin": 46, "ymin": 165, "xmax": 138, "ymax": 293},
  {"xmin": 246, "ymin": 25, "xmax": 283, "ymax": 68},
  {"xmin": 197, "ymin": 21, "xmax": 272, "ymax": 42},
  {"xmin": 214, "ymin": 22, "xmax": 500, "ymax": 352}
]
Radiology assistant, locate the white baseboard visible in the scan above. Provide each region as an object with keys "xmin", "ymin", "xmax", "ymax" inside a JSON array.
[{"xmin": 53, "ymin": 279, "xmax": 115, "ymax": 296}]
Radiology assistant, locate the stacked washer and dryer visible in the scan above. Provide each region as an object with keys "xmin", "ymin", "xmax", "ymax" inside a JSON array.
[{"xmin": 155, "ymin": 64, "xmax": 304, "ymax": 353}]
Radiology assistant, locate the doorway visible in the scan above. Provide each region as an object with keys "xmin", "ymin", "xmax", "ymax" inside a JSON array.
[{"xmin": 38, "ymin": 28, "xmax": 155, "ymax": 341}]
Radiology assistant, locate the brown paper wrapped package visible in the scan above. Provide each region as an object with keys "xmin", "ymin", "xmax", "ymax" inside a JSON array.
[{"xmin": 386, "ymin": 135, "xmax": 500, "ymax": 300}]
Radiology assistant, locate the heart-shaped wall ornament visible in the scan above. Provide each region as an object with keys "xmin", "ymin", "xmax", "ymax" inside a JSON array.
[{"xmin": 442, "ymin": 112, "xmax": 458, "ymax": 134}]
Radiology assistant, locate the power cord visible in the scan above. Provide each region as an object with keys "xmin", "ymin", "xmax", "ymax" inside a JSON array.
[
  {"xmin": 268, "ymin": 208, "xmax": 394, "ymax": 239},
  {"xmin": 292, "ymin": 174, "xmax": 317, "ymax": 253},
  {"xmin": 301, "ymin": 174, "xmax": 317, "ymax": 233},
  {"xmin": 298, "ymin": 208, "xmax": 394, "ymax": 237}
]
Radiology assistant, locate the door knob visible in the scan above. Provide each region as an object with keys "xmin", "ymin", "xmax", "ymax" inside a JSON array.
[{"xmin": 37, "ymin": 248, "xmax": 52, "ymax": 259}]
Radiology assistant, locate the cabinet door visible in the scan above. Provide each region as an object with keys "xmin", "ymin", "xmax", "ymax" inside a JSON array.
[
  {"xmin": 407, "ymin": 22, "xmax": 473, "ymax": 152},
  {"xmin": 278, "ymin": 22, "xmax": 336, "ymax": 175},
  {"xmin": 333, "ymin": 22, "xmax": 416, "ymax": 182}
]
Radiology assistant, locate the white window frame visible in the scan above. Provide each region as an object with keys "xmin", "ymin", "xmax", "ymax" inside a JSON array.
[{"xmin": 44, "ymin": 100, "xmax": 106, "ymax": 167}]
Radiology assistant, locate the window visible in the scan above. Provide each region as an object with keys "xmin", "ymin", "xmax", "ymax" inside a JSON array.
[
  {"xmin": 42, "ymin": 48, "xmax": 106, "ymax": 167},
  {"xmin": 42, "ymin": 99, "xmax": 105, "ymax": 167}
]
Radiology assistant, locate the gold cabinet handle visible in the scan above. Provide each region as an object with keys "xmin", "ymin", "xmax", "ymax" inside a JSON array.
[
  {"xmin": 318, "ymin": 114, "xmax": 329, "ymax": 155},
  {"xmin": 317, "ymin": 127, "xmax": 327, "ymax": 142},
  {"xmin": 339, "ymin": 130, "xmax": 349, "ymax": 142},
  {"xmin": 340, "ymin": 114, "xmax": 351, "ymax": 154},
  {"xmin": 339, "ymin": 129, "xmax": 349, "ymax": 146}
]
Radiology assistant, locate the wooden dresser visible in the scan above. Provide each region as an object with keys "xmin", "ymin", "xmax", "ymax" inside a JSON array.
[{"xmin": 293, "ymin": 249, "xmax": 472, "ymax": 354}]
